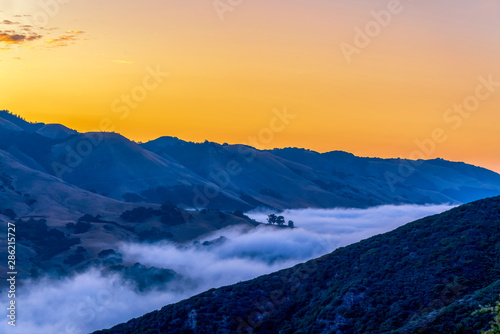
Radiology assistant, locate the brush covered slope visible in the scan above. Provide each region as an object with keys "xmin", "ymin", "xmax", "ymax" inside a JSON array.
[{"xmin": 95, "ymin": 196, "xmax": 500, "ymax": 334}]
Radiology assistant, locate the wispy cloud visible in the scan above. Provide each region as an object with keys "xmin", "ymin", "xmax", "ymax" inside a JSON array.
[
  {"xmin": 45, "ymin": 34, "xmax": 78, "ymax": 47},
  {"xmin": 44, "ymin": 31, "xmax": 87, "ymax": 48}
]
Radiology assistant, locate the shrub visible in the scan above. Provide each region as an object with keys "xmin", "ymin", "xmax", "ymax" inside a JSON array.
[{"xmin": 74, "ymin": 221, "xmax": 91, "ymax": 234}]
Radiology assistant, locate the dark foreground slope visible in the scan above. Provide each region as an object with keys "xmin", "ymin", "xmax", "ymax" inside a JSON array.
[{"xmin": 95, "ymin": 196, "xmax": 500, "ymax": 334}]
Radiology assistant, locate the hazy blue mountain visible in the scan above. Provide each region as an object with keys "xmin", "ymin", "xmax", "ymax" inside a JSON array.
[
  {"xmin": 94, "ymin": 196, "xmax": 500, "ymax": 334},
  {"xmin": 143, "ymin": 136, "xmax": 500, "ymax": 209},
  {"xmin": 271, "ymin": 147, "xmax": 500, "ymax": 204},
  {"xmin": 2, "ymin": 110, "xmax": 500, "ymax": 212}
]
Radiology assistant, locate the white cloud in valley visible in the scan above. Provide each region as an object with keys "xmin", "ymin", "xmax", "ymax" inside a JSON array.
[{"xmin": 0, "ymin": 204, "xmax": 455, "ymax": 334}]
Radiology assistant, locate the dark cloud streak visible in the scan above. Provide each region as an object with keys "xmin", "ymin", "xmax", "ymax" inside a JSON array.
[
  {"xmin": 0, "ymin": 31, "xmax": 42, "ymax": 44},
  {"xmin": 1, "ymin": 20, "xmax": 20, "ymax": 25},
  {"xmin": 0, "ymin": 14, "xmax": 85, "ymax": 50}
]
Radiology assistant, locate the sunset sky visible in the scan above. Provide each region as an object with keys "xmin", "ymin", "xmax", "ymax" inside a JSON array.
[{"xmin": 1, "ymin": 0, "xmax": 500, "ymax": 171}]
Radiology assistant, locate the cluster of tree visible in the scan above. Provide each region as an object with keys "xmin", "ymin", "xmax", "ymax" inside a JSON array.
[
  {"xmin": 109, "ymin": 263, "xmax": 179, "ymax": 292},
  {"xmin": 0, "ymin": 208, "xmax": 16, "ymax": 219},
  {"xmin": 63, "ymin": 246, "xmax": 88, "ymax": 266},
  {"xmin": 0, "ymin": 110, "xmax": 27, "ymax": 121},
  {"xmin": 120, "ymin": 207, "xmax": 157, "ymax": 222},
  {"xmin": 267, "ymin": 214, "xmax": 294, "ymax": 228},
  {"xmin": 17, "ymin": 218, "xmax": 80, "ymax": 262},
  {"xmin": 120, "ymin": 202, "xmax": 185, "ymax": 225},
  {"xmin": 66, "ymin": 214, "xmax": 115, "ymax": 234},
  {"xmin": 66, "ymin": 221, "xmax": 92, "ymax": 234}
]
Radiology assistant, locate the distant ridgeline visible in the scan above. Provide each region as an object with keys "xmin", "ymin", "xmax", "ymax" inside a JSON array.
[
  {"xmin": 94, "ymin": 196, "xmax": 500, "ymax": 333},
  {"xmin": 1, "ymin": 111, "xmax": 500, "ymax": 212}
]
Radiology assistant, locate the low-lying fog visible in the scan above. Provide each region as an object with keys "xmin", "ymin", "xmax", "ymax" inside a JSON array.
[{"xmin": 2, "ymin": 204, "xmax": 455, "ymax": 333}]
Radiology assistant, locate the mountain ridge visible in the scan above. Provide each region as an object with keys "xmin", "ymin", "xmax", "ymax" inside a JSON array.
[
  {"xmin": 143, "ymin": 136, "xmax": 500, "ymax": 209},
  {"xmin": 2, "ymin": 110, "xmax": 500, "ymax": 211}
]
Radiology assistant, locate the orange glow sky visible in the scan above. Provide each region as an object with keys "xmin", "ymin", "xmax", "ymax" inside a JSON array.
[{"xmin": 1, "ymin": 0, "xmax": 500, "ymax": 172}]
